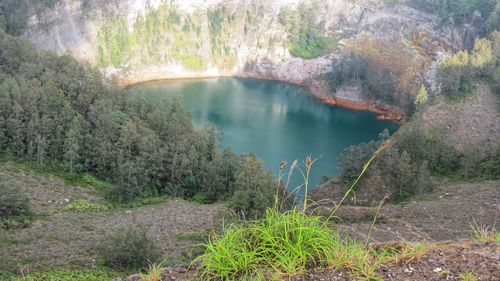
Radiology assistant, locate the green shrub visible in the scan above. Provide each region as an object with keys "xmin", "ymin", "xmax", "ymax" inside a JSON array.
[
  {"xmin": 0, "ymin": 268, "xmax": 123, "ymax": 281},
  {"xmin": 191, "ymin": 193, "xmax": 209, "ymax": 204},
  {"xmin": 199, "ymin": 208, "xmax": 338, "ymax": 280},
  {"xmin": 97, "ymin": 226, "xmax": 160, "ymax": 269},
  {"xmin": 279, "ymin": 4, "xmax": 333, "ymax": 59},
  {"xmin": 199, "ymin": 207, "xmax": 418, "ymax": 280},
  {"xmin": 229, "ymin": 153, "xmax": 275, "ymax": 219},
  {"xmin": 62, "ymin": 199, "xmax": 111, "ymax": 212},
  {"xmin": 325, "ymin": 52, "xmax": 397, "ymax": 104},
  {"xmin": 0, "ymin": 179, "xmax": 33, "ymax": 229},
  {"xmin": 176, "ymin": 230, "xmax": 207, "ymax": 242},
  {"xmin": 63, "ymin": 173, "xmax": 112, "ymax": 190},
  {"xmin": 465, "ymin": 149, "xmax": 500, "ymax": 180}
]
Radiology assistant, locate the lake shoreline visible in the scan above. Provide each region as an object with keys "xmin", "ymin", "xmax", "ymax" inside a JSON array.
[{"xmin": 121, "ymin": 74, "xmax": 404, "ymax": 123}]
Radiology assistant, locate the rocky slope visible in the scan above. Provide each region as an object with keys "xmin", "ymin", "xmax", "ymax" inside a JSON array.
[{"xmin": 25, "ymin": 0, "xmax": 466, "ymax": 109}]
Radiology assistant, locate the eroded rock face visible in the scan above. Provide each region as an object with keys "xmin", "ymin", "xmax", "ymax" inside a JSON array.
[{"xmin": 24, "ymin": 0, "xmax": 464, "ymax": 99}]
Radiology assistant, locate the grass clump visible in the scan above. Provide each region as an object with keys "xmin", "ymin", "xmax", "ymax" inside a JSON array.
[
  {"xmin": 198, "ymin": 146, "xmax": 423, "ymax": 280},
  {"xmin": 140, "ymin": 261, "xmax": 165, "ymax": 281},
  {"xmin": 199, "ymin": 208, "xmax": 422, "ymax": 280},
  {"xmin": 469, "ymin": 220, "xmax": 499, "ymax": 243},
  {"xmin": 62, "ymin": 199, "xmax": 112, "ymax": 212},
  {"xmin": 176, "ymin": 230, "xmax": 208, "ymax": 242},
  {"xmin": 97, "ymin": 226, "xmax": 160, "ymax": 270},
  {"xmin": 460, "ymin": 270, "xmax": 477, "ymax": 281}
]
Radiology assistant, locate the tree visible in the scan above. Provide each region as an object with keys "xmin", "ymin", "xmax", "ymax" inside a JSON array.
[
  {"xmin": 337, "ymin": 129, "xmax": 389, "ymax": 183},
  {"xmin": 471, "ymin": 38, "xmax": 494, "ymax": 69},
  {"xmin": 414, "ymin": 84, "xmax": 429, "ymax": 111},
  {"xmin": 229, "ymin": 153, "xmax": 275, "ymax": 219},
  {"xmin": 64, "ymin": 116, "xmax": 82, "ymax": 173}
]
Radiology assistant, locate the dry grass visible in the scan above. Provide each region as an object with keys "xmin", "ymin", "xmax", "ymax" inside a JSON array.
[{"xmin": 469, "ymin": 219, "xmax": 499, "ymax": 243}]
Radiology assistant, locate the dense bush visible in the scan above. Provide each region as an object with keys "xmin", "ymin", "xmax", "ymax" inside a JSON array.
[
  {"xmin": 392, "ymin": 126, "xmax": 461, "ymax": 176},
  {"xmin": 337, "ymin": 126, "xmax": 442, "ymax": 202},
  {"xmin": 465, "ymin": 149, "xmax": 500, "ymax": 180},
  {"xmin": 337, "ymin": 129, "xmax": 389, "ymax": 183},
  {"xmin": 229, "ymin": 153, "xmax": 276, "ymax": 219},
  {"xmin": 438, "ymin": 38, "xmax": 495, "ymax": 98},
  {"xmin": 325, "ymin": 53, "xmax": 398, "ymax": 104},
  {"xmin": 0, "ymin": 177, "xmax": 33, "ymax": 229},
  {"xmin": 97, "ymin": 226, "xmax": 160, "ymax": 269}
]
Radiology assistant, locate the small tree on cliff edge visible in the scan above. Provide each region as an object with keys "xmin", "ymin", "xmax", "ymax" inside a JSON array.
[{"xmin": 414, "ymin": 84, "xmax": 429, "ymax": 112}]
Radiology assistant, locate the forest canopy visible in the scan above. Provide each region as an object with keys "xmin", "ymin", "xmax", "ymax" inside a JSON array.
[{"xmin": 0, "ymin": 29, "xmax": 277, "ymax": 217}]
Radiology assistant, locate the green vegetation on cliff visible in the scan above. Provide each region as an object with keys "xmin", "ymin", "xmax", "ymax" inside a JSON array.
[
  {"xmin": 96, "ymin": 4, "xmax": 239, "ymax": 69},
  {"xmin": 279, "ymin": 4, "xmax": 334, "ymax": 59},
  {"xmin": 97, "ymin": 5, "xmax": 207, "ymax": 69}
]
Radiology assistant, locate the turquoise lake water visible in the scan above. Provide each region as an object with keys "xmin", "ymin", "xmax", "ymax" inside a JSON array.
[{"xmin": 127, "ymin": 78, "xmax": 398, "ymax": 188}]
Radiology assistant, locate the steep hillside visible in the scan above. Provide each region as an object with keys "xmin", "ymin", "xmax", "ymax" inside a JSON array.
[{"xmin": 24, "ymin": 0, "xmax": 466, "ymax": 105}]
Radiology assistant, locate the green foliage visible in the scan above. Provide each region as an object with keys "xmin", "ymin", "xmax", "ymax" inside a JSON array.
[
  {"xmin": 0, "ymin": 1, "xmax": 27, "ymax": 35},
  {"xmin": 199, "ymin": 208, "xmax": 338, "ymax": 280},
  {"xmin": 325, "ymin": 52, "xmax": 397, "ymax": 104},
  {"xmin": 63, "ymin": 173, "xmax": 113, "ymax": 190},
  {"xmin": 393, "ymin": 126, "xmax": 459, "ymax": 175},
  {"xmin": 470, "ymin": 38, "xmax": 495, "ymax": 68},
  {"xmin": 414, "ymin": 84, "xmax": 429, "ymax": 111},
  {"xmin": 337, "ymin": 129, "xmax": 389, "ymax": 183},
  {"xmin": 208, "ymin": 9, "xmax": 223, "ymax": 36},
  {"xmin": 199, "ymin": 206, "xmax": 425, "ymax": 280},
  {"xmin": 459, "ymin": 271, "xmax": 477, "ymax": 281},
  {"xmin": 98, "ymin": 18, "xmax": 132, "ymax": 67},
  {"xmin": 176, "ymin": 230, "xmax": 208, "ymax": 242},
  {"xmin": 140, "ymin": 261, "xmax": 164, "ymax": 281},
  {"xmin": 337, "ymin": 125, "xmax": 447, "ymax": 202},
  {"xmin": 0, "ymin": 176, "xmax": 33, "ymax": 229},
  {"xmin": 279, "ymin": 5, "xmax": 333, "ymax": 59},
  {"xmin": 98, "ymin": 226, "xmax": 160, "ymax": 269},
  {"xmin": 0, "ymin": 268, "xmax": 123, "ymax": 281},
  {"xmin": 229, "ymin": 153, "xmax": 275, "ymax": 219},
  {"xmin": 469, "ymin": 219, "xmax": 499, "ymax": 243},
  {"xmin": 464, "ymin": 149, "xmax": 500, "ymax": 180},
  {"xmin": 62, "ymin": 199, "xmax": 111, "ymax": 212},
  {"xmin": 439, "ymin": 38, "xmax": 496, "ymax": 98},
  {"xmin": 171, "ymin": 53, "xmax": 205, "ymax": 70},
  {"xmin": 0, "ymin": 29, "xmax": 265, "ymax": 208},
  {"xmin": 97, "ymin": 4, "xmax": 206, "ymax": 69}
]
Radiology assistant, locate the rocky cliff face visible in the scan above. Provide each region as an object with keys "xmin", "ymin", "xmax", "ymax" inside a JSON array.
[{"xmin": 25, "ymin": 0, "xmax": 464, "ymax": 103}]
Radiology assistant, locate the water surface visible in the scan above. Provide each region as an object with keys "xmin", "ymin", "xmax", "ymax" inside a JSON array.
[{"xmin": 127, "ymin": 78, "xmax": 398, "ymax": 188}]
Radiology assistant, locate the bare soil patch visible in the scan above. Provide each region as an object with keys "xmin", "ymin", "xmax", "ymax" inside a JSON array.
[
  {"xmin": 314, "ymin": 180, "xmax": 499, "ymax": 242},
  {"xmin": 0, "ymin": 166, "xmax": 226, "ymax": 272}
]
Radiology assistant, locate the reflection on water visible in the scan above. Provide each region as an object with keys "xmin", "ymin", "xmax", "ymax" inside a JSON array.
[{"xmin": 127, "ymin": 78, "xmax": 398, "ymax": 188}]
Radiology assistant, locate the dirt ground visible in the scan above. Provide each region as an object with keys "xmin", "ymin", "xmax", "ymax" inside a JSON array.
[
  {"xmin": 294, "ymin": 242, "xmax": 500, "ymax": 281},
  {"xmin": 0, "ymin": 166, "xmax": 225, "ymax": 272},
  {"xmin": 336, "ymin": 180, "xmax": 499, "ymax": 242}
]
